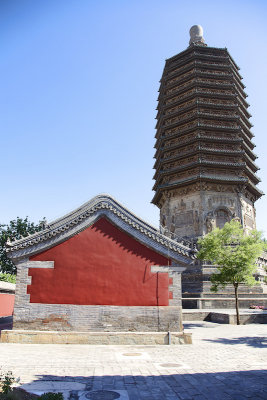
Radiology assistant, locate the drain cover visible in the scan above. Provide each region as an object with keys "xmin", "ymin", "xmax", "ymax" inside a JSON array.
[
  {"xmin": 122, "ymin": 353, "xmax": 142, "ymax": 356},
  {"xmin": 85, "ymin": 390, "xmax": 120, "ymax": 400},
  {"xmin": 160, "ymin": 363, "xmax": 182, "ymax": 368}
]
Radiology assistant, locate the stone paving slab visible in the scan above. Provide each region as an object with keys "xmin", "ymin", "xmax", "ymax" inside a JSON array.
[
  {"xmin": 20, "ymin": 381, "xmax": 86, "ymax": 400},
  {"xmin": 0, "ymin": 322, "xmax": 266, "ymax": 399}
]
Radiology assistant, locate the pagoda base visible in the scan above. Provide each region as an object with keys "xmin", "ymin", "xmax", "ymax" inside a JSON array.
[
  {"xmin": 182, "ymin": 297, "xmax": 267, "ymax": 309},
  {"xmin": 182, "ymin": 258, "xmax": 267, "ymax": 309},
  {"xmin": 182, "ymin": 309, "xmax": 267, "ymax": 324}
]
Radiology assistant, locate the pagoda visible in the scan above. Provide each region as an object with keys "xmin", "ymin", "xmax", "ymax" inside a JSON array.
[{"xmin": 153, "ymin": 26, "xmax": 266, "ymax": 308}]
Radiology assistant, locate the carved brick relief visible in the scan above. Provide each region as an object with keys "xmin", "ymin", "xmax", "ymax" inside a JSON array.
[
  {"xmin": 164, "ymin": 89, "xmax": 195, "ymax": 106},
  {"xmin": 167, "ymin": 61, "xmax": 195, "ymax": 76},
  {"xmin": 165, "ymin": 99, "xmax": 195, "ymax": 115}
]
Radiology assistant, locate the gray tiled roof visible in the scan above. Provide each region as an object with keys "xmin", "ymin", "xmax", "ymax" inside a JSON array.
[{"xmin": 6, "ymin": 194, "xmax": 195, "ymax": 264}]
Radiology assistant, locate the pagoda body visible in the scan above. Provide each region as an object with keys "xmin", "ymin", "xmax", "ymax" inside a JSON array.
[
  {"xmin": 153, "ymin": 32, "xmax": 262, "ymax": 240},
  {"xmin": 153, "ymin": 27, "xmax": 266, "ymax": 307}
]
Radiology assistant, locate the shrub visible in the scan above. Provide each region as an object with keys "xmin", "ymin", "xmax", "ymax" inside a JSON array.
[
  {"xmin": 0, "ymin": 371, "xmax": 15, "ymax": 394},
  {"xmin": 0, "ymin": 274, "xmax": 16, "ymax": 284},
  {"xmin": 39, "ymin": 394, "xmax": 63, "ymax": 400}
]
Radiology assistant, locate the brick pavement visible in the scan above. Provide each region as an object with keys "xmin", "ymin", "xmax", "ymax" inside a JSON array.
[{"xmin": 0, "ymin": 322, "xmax": 266, "ymax": 399}]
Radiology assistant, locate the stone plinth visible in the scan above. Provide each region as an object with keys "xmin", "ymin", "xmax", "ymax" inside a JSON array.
[{"xmin": 1, "ymin": 330, "xmax": 192, "ymax": 345}]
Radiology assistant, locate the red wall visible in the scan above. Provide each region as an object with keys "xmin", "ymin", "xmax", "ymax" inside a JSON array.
[
  {"xmin": 0, "ymin": 294, "xmax": 15, "ymax": 316},
  {"xmin": 28, "ymin": 218, "xmax": 171, "ymax": 306}
]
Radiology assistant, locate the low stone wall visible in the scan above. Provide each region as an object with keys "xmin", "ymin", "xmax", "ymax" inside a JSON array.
[
  {"xmin": 13, "ymin": 305, "xmax": 183, "ymax": 332},
  {"xmin": 182, "ymin": 311, "xmax": 211, "ymax": 321},
  {"xmin": 209, "ymin": 312, "xmax": 267, "ymax": 325},
  {"xmin": 0, "ymin": 294, "xmax": 15, "ymax": 317},
  {"xmin": 183, "ymin": 310, "xmax": 267, "ymax": 324},
  {"xmin": 0, "ymin": 281, "xmax": 15, "ymax": 317},
  {"xmin": 0, "ymin": 281, "xmax": 15, "ymax": 293},
  {"xmin": 1, "ymin": 330, "xmax": 192, "ymax": 345}
]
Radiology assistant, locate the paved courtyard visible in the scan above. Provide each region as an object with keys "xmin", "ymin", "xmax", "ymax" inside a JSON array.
[{"xmin": 0, "ymin": 321, "xmax": 266, "ymax": 399}]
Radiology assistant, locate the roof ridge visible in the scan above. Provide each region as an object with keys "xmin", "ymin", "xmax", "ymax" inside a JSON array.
[{"xmin": 6, "ymin": 194, "xmax": 196, "ymax": 260}]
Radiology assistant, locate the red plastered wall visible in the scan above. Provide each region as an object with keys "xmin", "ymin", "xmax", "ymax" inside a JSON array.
[
  {"xmin": 0, "ymin": 294, "xmax": 15, "ymax": 316},
  {"xmin": 28, "ymin": 218, "xmax": 171, "ymax": 306}
]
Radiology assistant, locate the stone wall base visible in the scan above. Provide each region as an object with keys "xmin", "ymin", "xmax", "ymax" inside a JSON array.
[
  {"xmin": 13, "ymin": 305, "xmax": 183, "ymax": 332},
  {"xmin": 1, "ymin": 330, "xmax": 192, "ymax": 345}
]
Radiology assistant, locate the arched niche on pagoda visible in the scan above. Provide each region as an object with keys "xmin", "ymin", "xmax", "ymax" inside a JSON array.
[{"xmin": 214, "ymin": 207, "xmax": 231, "ymax": 229}]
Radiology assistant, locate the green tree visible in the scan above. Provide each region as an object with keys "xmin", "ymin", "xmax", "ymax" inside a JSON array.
[
  {"xmin": 0, "ymin": 217, "xmax": 46, "ymax": 275},
  {"xmin": 197, "ymin": 220, "xmax": 266, "ymax": 325}
]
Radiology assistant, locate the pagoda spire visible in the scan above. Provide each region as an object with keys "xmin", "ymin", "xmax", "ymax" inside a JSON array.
[{"xmin": 189, "ymin": 25, "xmax": 206, "ymax": 46}]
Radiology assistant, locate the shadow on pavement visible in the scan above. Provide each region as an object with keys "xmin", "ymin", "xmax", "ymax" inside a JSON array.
[
  {"xmin": 204, "ymin": 336, "xmax": 267, "ymax": 348},
  {"xmin": 18, "ymin": 370, "xmax": 267, "ymax": 400},
  {"xmin": 0, "ymin": 316, "xmax": 13, "ymax": 334},
  {"xmin": 183, "ymin": 322, "xmax": 217, "ymax": 329}
]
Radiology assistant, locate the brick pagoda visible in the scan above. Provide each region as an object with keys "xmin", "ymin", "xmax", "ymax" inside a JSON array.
[{"xmin": 153, "ymin": 26, "xmax": 266, "ymax": 308}]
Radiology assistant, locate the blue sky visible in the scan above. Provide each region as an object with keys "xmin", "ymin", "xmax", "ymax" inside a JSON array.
[{"xmin": 1, "ymin": 0, "xmax": 267, "ymax": 236}]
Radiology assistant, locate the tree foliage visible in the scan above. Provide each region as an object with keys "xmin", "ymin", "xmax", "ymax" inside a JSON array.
[
  {"xmin": 197, "ymin": 220, "xmax": 266, "ymax": 324},
  {"xmin": 0, "ymin": 217, "xmax": 46, "ymax": 274},
  {"xmin": 197, "ymin": 220, "xmax": 265, "ymax": 290}
]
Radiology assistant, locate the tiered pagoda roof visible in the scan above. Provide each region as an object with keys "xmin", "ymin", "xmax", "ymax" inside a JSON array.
[{"xmin": 152, "ymin": 40, "xmax": 263, "ymax": 206}]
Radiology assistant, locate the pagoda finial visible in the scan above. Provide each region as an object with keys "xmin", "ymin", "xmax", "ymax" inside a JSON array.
[{"xmin": 189, "ymin": 25, "xmax": 205, "ymax": 46}]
